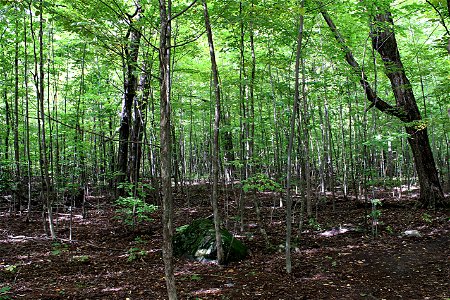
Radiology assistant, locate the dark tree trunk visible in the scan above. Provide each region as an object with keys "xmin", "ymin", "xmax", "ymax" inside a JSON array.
[
  {"xmin": 320, "ymin": 6, "xmax": 447, "ymax": 209},
  {"xmin": 130, "ymin": 60, "xmax": 151, "ymax": 189},
  {"xmin": 370, "ymin": 11, "xmax": 445, "ymax": 208},
  {"xmin": 117, "ymin": 6, "xmax": 142, "ymax": 194}
]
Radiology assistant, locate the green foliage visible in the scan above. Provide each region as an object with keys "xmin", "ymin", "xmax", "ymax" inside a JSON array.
[
  {"xmin": 114, "ymin": 196, "xmax": 158, "ymax": 227},
  {"xmin": 51, "ymin": 242, "xmax": 69, "ymax": 256},
  {"xmin": 385, "ymin": 225, "xmax": 394, "ymax": 235},
  {"xmin": 325, "ymin": 256, "xmax": 337, "ymax": 268},
  {"xmin": 71, "ymin": 255, "xmax": 90, "ymax": 263},
  {"xmin": 242, "ymin": 174, "xmax": 282, "ymax": 193},
  {"xmin": 369, "ymin": 199, "xmax": 382, "ymax": 237},
  {"xmin": 422, "ymin": 213, "xmax": 433, "ymax": 223},
  {"xmin": 369, "ymin": 199, "xmax": 382, "ymax": 220},
  {"xmin": 0, "ymin": 286, "xmax": 11, "ymax": 300},
  {"xmin": 4, "ymin": 265, "xmax": 17, "ymax": 273},
  {"xmin": 0, "ymin": 161, "xmax": 12, "ymax": 192},
  {"xmin": 308, "ymin": 218, "xmax": 321, "ymax": 231},
  {"xmin": 175, "ymin": 224, "xmax": 189, "ymax": 233},
  {"xmin": 127, "ymin": 247, "xmax": 147, "ymax": 262}
]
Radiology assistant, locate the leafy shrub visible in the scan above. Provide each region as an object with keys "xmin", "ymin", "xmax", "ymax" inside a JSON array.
[
  {"xmin": 242, "ymin": 173, "xmax": 282, "ymax": 193},
  {"xmin": 127, "ymin": 247, "xmax": 148, "ymax": 262},
  {"xmin": 115, "ymin": 196, "xmax": 158, "ymax": 227}
]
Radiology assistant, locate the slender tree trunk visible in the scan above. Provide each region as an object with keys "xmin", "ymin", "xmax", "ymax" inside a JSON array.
[
  {"xmin": 239, "ymin": 1, "xmax": 248, "ymax": 181},
  {"xmin": 33, "ymin": 0, "xmax": 55, "ymax": 239},
  {"xmin": 14, "ymin": 7, "xmax": 21, "ymax": 190},
  {"xmin": 286, "ymin": 0, "xmax": 304, "ymax": 274},
  {"xmin": 159, "ymin": 0, "xmax": 177, "ymax": 298},
  {"xmin": 202, "ymin": 0, "xmax": 225, "ymax": 265},
  {"xmin": 248, "ymin": 1, "xmax": 256, "ymax": 175},
  {"xmin": 24, "ymin": 9, "xmax": 32, "ymax": 220},
  {"xmin": 3, "ymin": 71, "xmax": 10, "ymax": 162}
]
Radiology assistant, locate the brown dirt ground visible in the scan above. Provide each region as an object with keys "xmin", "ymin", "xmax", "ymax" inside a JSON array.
[{"xmin": 0, "ymin": 186, "xmax": 449, "ymax": 299}]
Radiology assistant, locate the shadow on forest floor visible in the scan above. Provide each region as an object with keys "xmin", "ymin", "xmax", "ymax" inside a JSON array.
[{"xmin": 0, "ymin": 186, "xmax": 449, "ymax": 299}]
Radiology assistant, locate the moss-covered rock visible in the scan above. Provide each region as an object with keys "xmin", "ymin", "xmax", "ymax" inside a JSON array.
[{"xmin": 173, "ymin": 218, "xmax": 248, "ymax": 264}]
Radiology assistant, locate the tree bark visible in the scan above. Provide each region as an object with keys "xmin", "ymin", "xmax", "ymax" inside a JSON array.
[
  {"xmin": 369, "ymin": 10, "xmax": 445, "ymax": 208},
  {"xmin": 286, "ymin": 0, "xmax": 305, "ymax": 274},
  {"xmin": 131, "ymin": 59, "xmax": 151, "ymax": 190},
  {"xmin": 320, "ymin": 6, "xmax": 447, "ymax": 208},
  {"xmin": 117, "ymin": 5, "xmax": 142, "ymax": 194},
  {"xmin": 202, "ymin": 0, "xmax": 224, "ymax": 265},
  {"xmin": 159, "ymin": 0, "xmax": 177, "ymax": 298}
]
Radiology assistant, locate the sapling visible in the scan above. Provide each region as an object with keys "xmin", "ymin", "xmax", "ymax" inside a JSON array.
[{"xmin": 369, "ymin": 199, "xmax": 382, "ymax": 237}]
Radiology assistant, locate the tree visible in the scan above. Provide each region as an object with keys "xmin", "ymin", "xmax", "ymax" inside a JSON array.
[
  {"xmin": 202, "ymin": 0, "xmax": 224, "ymax": 265},
  {"xmin": 117, "ymin": 3, "xmax": 142, "ymax": 194},
  {"xmin": 286, "ymin": 0, "xmax": 305, "ymax": 274},
  {"xmin": 320, "ymin": 2, "xmax": 447, "ymax": 208},
  {"xmin": 159, "ymin": 0, "xmax": 177, "ymax": 298}
]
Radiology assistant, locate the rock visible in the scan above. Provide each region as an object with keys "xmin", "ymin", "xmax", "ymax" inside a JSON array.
[
  {"xmin": 403, "ymin": 229, "xmax": 421, "ymax": 237},
  {"xmin": 173, "ymin": 218, "xmax": 248, "ymax": 264}
]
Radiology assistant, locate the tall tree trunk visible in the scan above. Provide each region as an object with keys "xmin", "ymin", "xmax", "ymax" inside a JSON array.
[
  {"xmin": 131, "ymin": 58, "xmax": 151, "ymax": 190},
  {"xmin": 117, "ymin": 5, "xmax": 142, "ymax": 194},
  {"xmin": 248, "ymin": 0, "xmax": 256, "ymax": 175},
  {"xmin": 24, "ymin": 9, "xmax": 32, "ymax": 220},
  {"xmin": 320, "ymin": 6, "xmax": 447, "ymax": 208},
  {"xmin": 202, "ymin": 0, "xmax": 224, "ymax": 265},
  {"xmin": 14, "ymin": 7, "xmax": 21, "ymax": 188},
  {"xmin": 159, "ymin": 0, "xmax": 177, "ymax": 298},
  {"xmin": 368, "ymin": 9, "xmax": 446, "ymax": 208},
  {"xmin": 3, "ymin": 71, "xmax": 10, "ymax": 162},
  {"xmin": 32, "ymin": 0, "xmax": 55, "ymax": 239},
  {"xmin": 286, "ymin": 0, "xmax": 305, "ymax": 274}
]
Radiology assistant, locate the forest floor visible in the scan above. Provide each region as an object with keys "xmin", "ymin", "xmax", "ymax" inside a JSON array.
[{"xmin": 0, "ymin": 185, "xmax": 449, "ymax": 299}]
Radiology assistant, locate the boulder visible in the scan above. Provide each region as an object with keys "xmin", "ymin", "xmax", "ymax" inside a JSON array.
[{"xmin": 173, "ymin": 218, "xmax": 248, "ymax": 264}]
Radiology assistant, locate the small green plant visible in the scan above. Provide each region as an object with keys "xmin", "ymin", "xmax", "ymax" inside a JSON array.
[
  {"xmin": 308, "ymin": 218, "xmax": 321, "ymax": 231},
  {"xmin": 422, "ymin": 213, "xmax": 432, "ymax": 223},
  {"xmin": 134, "ymin": 235, "xmax": 147, "ymax": 244},
  {"xmin": 0, "ymin": 285, "xmax": 11, "ymax": 300},
  {"xmin": 115, "ymin": 196, "xmax": 158, "ymax": 227},
  {"xmin": 175, "ymin": 224, "xmax": 189, "ymax": 233},
  {"xmin": 127, "ymin": 247, "xmax": 148, "ymax": 262},
  {"xmin": 4, "ymin": 265, "xmax": 17, "ymax": 273},
  {"xmin": 190, "ymin": 274, "xmax": 202, "ymax": 281},
  {"xmin": 369, "ymin": 199, "xmax": 382, "ymax": 237},
  {"xmin": 71, "ymin": 255, "xmax": 90, "ymax": 263},
  {"xmin": 325, "ymin": 256, "xmax": 337, "ymax": 267},
  {"xmin": 385, "ymin": 225, "xmax": 394, "ymax": 234},
  {"xmin": 51, "ymin": 242, "xmax": 69, "ymax": 256}
]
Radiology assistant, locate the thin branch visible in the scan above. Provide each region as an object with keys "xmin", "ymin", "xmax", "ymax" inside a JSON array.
[
  {"xmin": 425, "ymin": 0, "xmax": 450, "ymax": 36},
  {"xmin": 169, "ymin": 29, "xmax": 207, "ymax": 49},
  {"xmin": 320, "ymin": 7, "xmax": 407, "ymax": 121},
  {"xmin": 169, "ymin": 0, "xmax": 198, "ymax": 22}
]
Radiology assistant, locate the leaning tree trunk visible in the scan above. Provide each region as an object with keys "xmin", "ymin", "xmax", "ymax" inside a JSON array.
[
  {"xmin": 320, "ymin": 5, "xmax": 447, "ymax": 208},
  {"xmin": 369, "ymin": 10, "xmax": 445, "ymax": 208}
]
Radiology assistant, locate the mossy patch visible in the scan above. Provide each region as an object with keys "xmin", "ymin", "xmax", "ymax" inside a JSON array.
[{"xmin": 173, "ymin": 218, "xmax": 248, "ymax": 264}]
